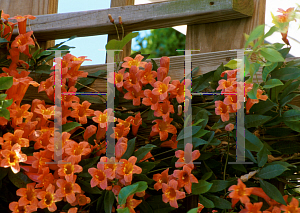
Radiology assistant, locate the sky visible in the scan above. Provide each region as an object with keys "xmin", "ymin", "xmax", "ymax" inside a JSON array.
[{"xmin": 56, "ymin": 0, "xmax": 300, "ymax": 65}]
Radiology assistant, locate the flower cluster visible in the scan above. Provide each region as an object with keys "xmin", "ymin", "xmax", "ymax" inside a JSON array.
[
  {"xmin": 228, "ymin": 179, "xmax": 300, "ymax": 213},
  {"xmin": 215, "ymin": 69, "xmax": 268, "ymax": 125}
]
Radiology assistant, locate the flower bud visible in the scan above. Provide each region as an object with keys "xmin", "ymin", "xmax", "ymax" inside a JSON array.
[
  {"xmin": 108, "ymin": 14, "xmax": 114, "ymax": 23},
  {"xmin": 118, "ymin": 16, "xmax": 123, "ymax": 25},
  {"xmin": 177, "ymin": 105, "xmax": 182, "ymax": 116}
]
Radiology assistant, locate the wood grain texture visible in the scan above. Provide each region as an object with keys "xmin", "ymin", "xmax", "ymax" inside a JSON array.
[
  {"xmin": 107, "ymin": 0, "xmax": 135, "ymax": 62},
  {"xmin": 13, "ymin": 0, "xmax": 254, "ymax": 41},
  {"xmin": 185, "ymin": 0, "xmax": 265, "ymax": 53}
]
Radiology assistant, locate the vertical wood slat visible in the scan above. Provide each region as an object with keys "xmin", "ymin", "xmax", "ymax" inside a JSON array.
[
  {"xmin": 185, "ymin": 0, "xmax": 266, "ymax": 53},
  {"xmin": 107, "ymin": 0, "xmax": 135, "ymax": 62},
  {"xmin": 0, "ymin": 0, "xmax": 58, "ymax": 63}
]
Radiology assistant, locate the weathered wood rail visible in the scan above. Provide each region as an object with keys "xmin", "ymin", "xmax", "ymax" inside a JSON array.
[{"xmin": 12, "ymin": 0, "xmax": 254, "ymax": 41}]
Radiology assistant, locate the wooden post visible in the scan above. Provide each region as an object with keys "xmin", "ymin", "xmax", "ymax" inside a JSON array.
[
  {"xmin": 107, "ymin": 0, "xmax": 135, "ymax": 62},
  {"xmin": 0, "ymin": 0, "xmax": 58, "ymax": 63},
  {"xmin": 185, "ymin": 0, "xmax": 266, "ymax": 53}
]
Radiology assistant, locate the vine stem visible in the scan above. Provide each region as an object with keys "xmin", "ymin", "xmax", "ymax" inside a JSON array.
[{"xmin": 223, "ymin": 135, "xmax": 230, "ymax": 181}]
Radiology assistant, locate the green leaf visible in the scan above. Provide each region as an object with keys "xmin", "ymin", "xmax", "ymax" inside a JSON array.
[
  {"xmin": 0, "ymin": 94, "xmax": 7, "ymax": 100},
  {"xmin": 192, "ymin": 119, "xmax": 205, "ymax": 126},
  {"xmin": 262, "ymin": 62, "xmax": 278, "ymax": 82},
  {"xmin": 0, "ymin": 108, "xmax": 10, "ymax": 120},
  {"xmin": 209, "ymin": 180, "xmax": 231, "ymax": 192},
  {"xmin": 0, "ymin": 77, "xmax": 13, "ymax": 90},
  {"xmin": 122, "ymin": 137, "xmax": 136, "ymax": 159},
  {"xmin": 245, "ymin": 115, "xmax": 272, "ymax": 128},
  {"xmin": 8, "ymin": 170, "xmax": 32, "ymax": 188},
  {"xmin": 245, "ymin": 129, "xmax": 264, "ymax": 152},
  {"xmin": 257, "ymin": 145, "xmax": 271, "ymax": 167},
  {"xmin": 118, "ymin": 181, "xmax": 147, "ymax": 205},
  {"xmin": 247, "ymin": 83, "xmax": 259, "ymax": 99},
  {"xmin": 62, "ymin": 122, "xmax": 81, "ymax": 132},
  {"xmin": 280, "ymin": 81, "xmax": 300, "ymax": 100},
  {"xmin": 79, "ymin": 156, "xmax": 100, "ymax": 169},
  {"xmin": 106, "ymin": 32, "xmax": 139, "ymax": 56},
  {"xmin": 133, "ymin": 174, "xmax": 155, "ymax": 185},
  {"xmin": 259, "ymin": 179, "xmax": 286, "ymax": 205},
  {"xmin": 151, "ymin": 59, "xmax": 158, "ymax": 71},
  {"xmin": 177, "ymin": 126, "xmax": 202, "ymax": 141},
  {"xmin": 231, "ymin": 164, "xmax": 247, "ymax": 173},
  {"xmin": 271, "ymin": 68, "xmax": 300, "ymax": 81},
  {"xmin": 225, "ymin": 59, "xmax": 239, "ymax": 69},
  {"xmin": 244, "ymin": 24, "xmax": 265, "ymax": 48},
  {"xmin": 263, "ymin": 79, "xmax": 283, "ymax": 89},
  {"xmin": 283, "ymin": 110, "xmax": 300, "ymax": 121},
  {"xmin": 0, "ymin": 168, "xmax": 9, "ymax": 181},
  {"xmin": 75, "ymin": 77, "xmax": 96, "ymax": 90},
  {"xmin": 2, "ymin": 99, "xmax": 13, "ymax": 109},
  {"xmin": 199, "ymin": 195, "xmax": 215, "ymax": 208},
  {"xmin": 117, "ymin": 207, "xmax": 130, "ymax": 213},
  {"xmin": 284, "ymin": 121, "xmax": 300, "ymax": 133},
  {"xmin": 137, "ymin": 162, "xmax": 156, "ymax": 174},
  {"xmin": 249, "ymin": 99, "xmax": 277, "ymax": 115},
  {"xmin": 134, "ymin": 144, "xmax": 156, "ymax": 162},
  {"xmin": 0, "ymin": 37, "xmax": 8, "ymax": 43},
  {"xmin": 35, "ymin": 64, "xmax": 52, "ymax": 74},
  {"xmin": 260, "ymin": 47, "xmax": 285, "ymax": 62},
  {"xmin": 191, "ymin": 180, "xmax": 213, "ymax": 194},
  {"xmin": 204, "ymin": 195, "xmax": 232, "ymax": 209},
  {"xmin": 192, "ymin": 71, "xmax": 214, "ymax": 92},
  {"xmin": 104, "ymin": 190, "xmax": 115, "ymax": 213},
  {"xmin": 280, "ymin": 93, "xmax": 300, "ymax": 108},
  {"xmin": 77, "ymin": 179, "xmax": 102, "ymax": 194},
  {"xmin": 201, "ymin": 172, "xmax": 213, "ymax": 181},
  {"xmin": 271, "ymin": 141, "xmax": 300, "ymax": 154},
  {"xmin": 257, "ymin": 164, "xmax": 289, "ymax": 179}
]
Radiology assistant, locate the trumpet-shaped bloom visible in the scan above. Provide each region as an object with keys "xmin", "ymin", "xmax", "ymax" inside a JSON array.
[
  {"xmin": 65, "ymin": 141, "xmax": 91, "ymax": 163},
  {"xmin": 122, "ymin": 54, "xmax": 147, "ymax": 69},
  {"xmin": 175, "ymin": 143, "xmax": 200, "ymax": 169},
  {"xmin": 153, "ymin": 168, "xmax": 170, "ymax": 191},
  {"xmin": 151, "ymin": 118, "xmax": 177, "ymax": 141},
  {"xmin": 56, "ymin": 175, "xmax": 81, "ymax": 204},
  {"xmin": 1, "ymin": 144, "xmax": 27, "ymax": 173},
  {"xmin": 131, "ymin": 112, "xmax": 142, "ymax": 136},
  {"xmin": 240, "ymin": 202, "xmax": 263, "ymax": 213},
  {"xmin": 119, "ymin": 194, "xmax": 142, "ymax": 213},
  {"xmin": 215, "ymin": 101, "xmax": 233, "ymax": 122},
  {"xmin": 152, "ymin": 76, "xmax": 176, "ymax": 101},
  {"xmin": 117, "ymin": 156, "xmax": 142, "ymax": 184},
  {"xmin": 137, "ymin": 62, "xmax": 157, "ymax": 86},
  {"xmin": 154, "ymin": 101, "xmax": 174, "ymax": 121},
  {"xmin": 162, "ymin": 180, "xmax": 186, "ymax": 208},
  {"xmin": 16, "ymin": 183, "xmax": 39, "ymax": 207},
  {"xmin": 70, "ymin": 101, "xmax": 94, "ymax": 124},
  {"xmin": 173, "ymin": 165, "xmax": 198, "ymax": 194},
  {"xmin": 37, "ymin": 184, "xmax": 62, "ymax": 212},
  {"xmin": 11, "ymin": 15, "xmax": 36, "ymax": 34},
  {"xmin": 1, "ymin": 129, "xmax": 29, "ymax": 150},
  {"xmin": 58, "ymin": 157, "xmax": 83, "ymax": 177},
  {"xmin": 124, "ymin": 87, "xmax": 144, "ymax": 106},
  {"xmin": 11, "ymin": 31, "xmax": 35, "ymax": 57},
  {"xmin": 160, "ymin": 134, "xmax": 178, "ymax": 149},
  {"xmin": 9, "ymin": 202, "xmax": 37, "ymax": 213},
  {"xmin": 93, "ymin": 109, "xmax": 114, "ymax": 128},
  {"xmin": 88, "ymin": 161, "xmax": 114, "ymax": 190},
  {"xmin": 142, "ymin": 89, "xmax": 159, "ymax": 110},
  {"xmin": 280, "ymin": 197, "xmax": 300, "ymax": 213},
  {"xmin": 123, "ymin": 66, "xmax": 142, "ymax": 91},
  {"xmin": 34, "ymin": 104, "xmax": 55, "ymax": 120},
  {"xmin": 228, "ymin": 179, "xmax": 253, "ymax": 206}
]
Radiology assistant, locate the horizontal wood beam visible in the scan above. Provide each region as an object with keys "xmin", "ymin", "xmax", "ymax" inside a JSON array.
[{"xmin": 15, "ymin": 0, "xmax": 254, "ymax": 41}]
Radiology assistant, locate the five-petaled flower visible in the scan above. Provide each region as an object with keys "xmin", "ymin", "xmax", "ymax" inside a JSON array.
[{"xmin": 162, "ymin": 179, "xmax": 186, "ymax": 208}]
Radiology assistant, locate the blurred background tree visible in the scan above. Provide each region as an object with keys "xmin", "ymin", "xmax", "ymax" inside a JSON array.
[{"xmin": 132, "ymin": 28, "xmax": 186, "ymax": 58}]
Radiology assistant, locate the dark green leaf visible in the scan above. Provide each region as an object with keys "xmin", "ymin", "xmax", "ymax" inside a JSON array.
[
  {"xmin": 117, "ymin": 207, "xmax": 130, "ymax": 213},
  {"xmin": 2, "ymin": 99, "xmax": 13, "ymax": 108},
  {"xmin": 262, "ymin": 62, "xmax": 278, "ymax": 82},
  {"xmin": 0, "ymin": 77, "xmax": 13, "ymax": 90},
  {"xmin": 62, "ymin": 122, "xmax": 81, "ymax": 132},
  {"xmin": 0, "ymin": 108, "xmax": 10, "ymax": 120},
  {"xmin": 283, "ymin": 110, "xmax": 300, "ymax": 121},
  {"xmin": 151, "ymin": 59, "xmax": 158, "ymax": 71},
  {"xmin": 249, "ymin": 99, "xmax": 277, "ymax": 115},
  {"xmin": 191, "ymin": 180, "xmax": 212, "ymax": 194},
  {"xmin": 257, "ymin": 164, "xmax": 288, "ymax": 179},
  {"xmin": 201, "ymin": 172, "xmax": 213, "ymax": 181},
  {"xmin": 245, "ymin": 129, "xmax": 264, "ymax": 152},
  {"xmin": 271, "ymin": 68, "xmax": 300, "ymax": 81},
  {"xmin": 177, "ymin": 126, "xmax": 202, "ymax": 141},
  {"xmin": 257, "ymin": 145, "xmax": 271, "ymax": 167},
  {"xmin": 271, "ymin": 141, "xmax": 300, "ymax": 154},
  {"xmin": 134, "ymin": 144, "xmax": 156, "ymax": 162},
  {"xmin": 259, "ymin": 179, "xmax": 286, "ymax": 205},
  {"xmin": 122, "ymin": 137, "xmax": 136, "ymax": 159},
  {"xmin": 204, "ymin": 195, "xmax": 232, "ymax": 209},
  {"xmin": 8, "ymin": 170, "xmax": 32, "ymax": 188},
  {"xmin": 199, "ymin": 195, "xmax": 214, "ymax": 208},
  {"xmin": 104, "ymin": 190, "xmax": 115, "ymax": 213},
  {"xmin": 0, "ymin": 168, "xmax": 8, "ymax": 181},
  {"xmin": 280, "ymin": 93, "xmax": 300, "ymax": 107},
  {"xmin": 284, "ymin": 121, "xmax": 300, "ymax": 133},
  {"xmin": 118, "ymin": 181, "xmax": 147, "ymax": 205},
  {"xmin": 79, "ymin": 156, "xmax": 100, "ymax": 169},
  {"xmin": 192, "ymin": 71, "xmax": 214, "ymax": 92},
  {"xmin": 245, "ymin": 115, "xmax": 272, "ymax": 128},
  {"xmin": 279, "ymin": 81, "xmax": 300, "ymax": 100},
  {"xmin": 77, "ymin": 179, "xmax": 102, "ymax": 194},
  {"xmin": 35, "ymin": 64, "xmax": 52, "ymax": 74},
  {"xmin": 0, "ymin": 38, "xmax": 8, "ymax": 43},
  {"xmin": 75, "ymin": 77, "xmax": 96, "ymax": 90},
  {"xmin": 209, "ymin": 180, "xmax": 231, "ymax": 192},
  {"xmin": 137, "ymin": 162, "xmax": 156, "ymax": 174}
]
